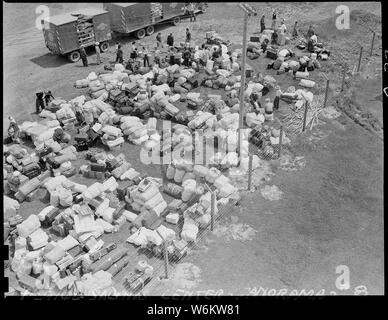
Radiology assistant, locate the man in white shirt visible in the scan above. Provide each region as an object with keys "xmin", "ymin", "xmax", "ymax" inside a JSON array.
[{"xmin": 279, "ymin": 20, "xmax": 287, "ymax": 34}]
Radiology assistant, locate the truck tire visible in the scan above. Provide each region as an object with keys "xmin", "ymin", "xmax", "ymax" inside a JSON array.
[
  {"xmin": 172, "ymin": 17, "xmax": 180, "ymax": 26},
  {"xmin": 100, "ymin": 42, "xmax": 109, "ymax": 52},
  {"xmin": 136, "ymin": 29, "xmax": 146, "ymax": 39},
  {"xmin": 146, "ymin": 25, "xmax": 155, "ymax": 36},
  {"xmin": 68, "ymin": 51, "xmax": 81, "ymax": 63}
]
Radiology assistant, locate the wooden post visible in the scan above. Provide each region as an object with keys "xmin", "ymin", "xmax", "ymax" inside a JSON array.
[
  {"xmin": 160, "ymin": 164, "xmax": 165, "ymax": 184},
  {"xmin": 238, "ymin": 11, "xmax": 249, "ymax": 156},
  {"xmin": 210, "ymin": 191, "xmax": 216, "ymax": 231},
  {"xmin": 163, "ymin": 240, "xmax": 169, "ymax": 279},
  {"xmin": 323, "ymin": 79, "xmax": 330, "ymax": 108},
  {"xmin": 202, "ymin": 132, "xmax": 206, "ymax": 166},
  {"xmin": 247, "ymin": 154, "xmax": 253, "ymax": 191},
  {"xmin": 341, "ymin": 63, "xmax": 347, "ymax": 92},
  {"xmin": 278, "ymin": 125, "xmax": 283, "ymax": 158},
  {"xmin": 370, "ymin": 32, "xmax": 375, "ymax": 56},
  {"xmin": 357, "ymin": 46, "xmax": 363, "ymax": 72},
  {"xmin": 302, "ymin": 101, "xmax": 308, "ymax": 132}
]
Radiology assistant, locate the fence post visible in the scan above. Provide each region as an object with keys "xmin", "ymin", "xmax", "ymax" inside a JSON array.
[
  {"xmin": 210, "ymin": 191, "xmax": 216, "ymax": 231},
  {"xmin": 323, "ymin": 79, "xmax": 330, "ymax": 108},
  {"xmin": 247, "ymin": 154, "xmax": 253, "ymax": 191},
  {"xmin": 370, "ymin": 32, "xmax": 375, "ymax": 56},
  {"xmin": 341, "ymin": 63, "xmax": 347, "ymax": 92},
  {"xmin": 160, "ymin": 164, "xmax": 165, "ymax": 184},
  {"xmin": 163, "ymin": 241, "xmax": 169, "ymax": 279},
  {"xmin": 278, "ymin": 125, "xmax": 283, "ymax": 158},
  {"xmin": 302, "ymin": 101, "xmax": 309, "ymax": 132},
  {"xmin": 357, "ymin": 46, "xmax": 363, "ymax": 72}
]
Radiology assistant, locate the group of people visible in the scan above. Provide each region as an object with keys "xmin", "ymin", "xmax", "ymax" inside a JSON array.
[
  {"xmin": 259, "ymin": 9, "xmax": 300, "ymax": 43},
  {"xmin": 35, "ymin": 90, "xmax": 55, "ymax": 114}
]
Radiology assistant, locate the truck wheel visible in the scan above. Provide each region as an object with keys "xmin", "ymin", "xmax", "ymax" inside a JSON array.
[
  {"xmin": 100, "ymin": 42, "xmax": 109, "ymax": 52},
  {"xmin": 146, "ymin": 25, "xmax": 155, "ymax": 36},
  {"xmin": 136, "ymin": 29, "xmax": 146, "ymax": 39},
  {"xmin": 172, "ymin": 17, "xmax": 180, "ymax": 26},
  {"xmin": 68, "ymin": 51, "xmax": 80, "ymax": 63}
]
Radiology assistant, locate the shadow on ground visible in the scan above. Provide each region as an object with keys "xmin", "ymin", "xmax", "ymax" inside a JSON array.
[{"xmin": 30, "ymin": 53, "xmax": 70, "ymax": 68}]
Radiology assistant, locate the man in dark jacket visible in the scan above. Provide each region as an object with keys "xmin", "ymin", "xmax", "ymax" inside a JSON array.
[
  {"xmin": 183, "ymin": 48, "xmax": 191, "ymax": 67},
  {"xmin": 116, "ymin": 44, "xmax": 124, "ymax": 63},
  {"xmin": 7, "ymin": 116, "xmax": 20, "ymax": 143},
  {"xmin": 260, "ymin": 15, "xmax": 266, "ymax": 33},
  {"xmin": 79, "ymin": 45, "xmax": 88, "ymax": 67},
  {"xmin": 271, "ymin": 30, "xmax": 278, "ymax": 45},
  {"xmin": 185, "ymin": 28, "xmax": 191, "ymax": 43},
  {"xmin": 156, "ymin": 32, "xmax": 162, "ymax": 49},
  {"xmin": 36, "ymin": 91, "xmax": 45, "ymax": 113},
  {"xmin": 167, "ymin": 33, "xmax": 174, "ymax": 47},
  {"xmin": 44, "ymin": 90, "xmax": 54, "ymax": 107},
  {"xmin": 307, "ymin": 38, "xmax": 315, "ymax": 52}
]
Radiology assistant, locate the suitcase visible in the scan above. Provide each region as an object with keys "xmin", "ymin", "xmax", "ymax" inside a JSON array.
[
  {"xmin": 109, "ymin": 89, "xmax": 123, "ymax": 101},
  {"xmin": 74, "ymin": 133, "xmax": 89, "ymax": 143},
  {"xmin": 51, "ymin": 223, "xmax": 67, "ymax": 237},
  {"xmin": 90, "ymin": 163, "xmax": 106, "ymax": 172},
  {"xmin": 37, "ymin": 146, "xmax": 53, "ymax": 158},
  {"xmin": 163, "ymin": 183, "xmax": 183, "ymax": 198},
  {"xmin": 75, "ymin": 142, "xmax": 88, "ymax": 152},
  {"xmin": 246, "ymin": 68, "xmax": 254, "ymax": 78},
  {"xmin": 43, "ymin": 207, "xmax": 60, "ymax": 227},
  {"xmin": 250, "ymin": 36, "xmax": 261, "ymax": 42},
  {"xmin": 266, "ymin": 48, "xmax": 278, "ymax": 60},
  {"xmin": 117, "ymin": 180, "xmax": 134, "ymax": 200},
  {"xmin": 87, "ymin": 128, "xmax": 100, "ymax": 142}
]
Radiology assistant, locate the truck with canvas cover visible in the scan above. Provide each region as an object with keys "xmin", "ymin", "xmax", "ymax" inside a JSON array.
[
  {"xmin": 103, "ymin": 2, "xmax": 186, "ymax": 39},
  {"xmin": 41, "ymin": 7, "xmax": 112, "ymax": 62}
]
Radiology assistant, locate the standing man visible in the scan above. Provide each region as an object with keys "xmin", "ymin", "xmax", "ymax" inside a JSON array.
[
  {"xmin": 156, "ymin": 32, "xmax": 162, "ymax": 49},
  {"xmin": 143, "ymin": 46, "xmax": 150, "ymax": 67},
  {"xmin": 116, "ymin": 44, "xmax": 124, "ymax": 63},
  {"xmin": 7, "ymin": 116, "xmax": 20, "ymax": 144},
  {"xmin": 130, "ymin": 42, "xmax": 137, "ymax": 59},
  {"xmin": 274, "ymin": 86, "xmax": 282, "ymax": 110},
  {"xmin": 80, "ymin": 45, "xmax": 88, "ymax": 67},
  {"xmin": 95, "ymin": 42, "xmax": 101, "ymax": 65},
  {"xmin": 36, "ymin": 91, "xmax": 45, "ymax": 113},
  {"xmin": 271, "ymin": 29, "xmax": 278, "ymax": 45},
  {"xmin": 260, "ymin": 15, "xmax": 266, "ymax": 33},
  {"xmin": 44, "ymin": 90, "xmax": 54, "ymax": 107},
  {"xmin": 279, "ymin": 19, "xmax": 287, "ymax": 34},
  {"xmin": 292, "ymin": 21, "xmax": 299, "ymax": 38},
  {"xmin": 185, "ymin": 28, "xmax": 191, "ymax": 44},
  {"xmin": 169, "ymin": 47, "xmax": 175, "ymax": 65},
  {"xmin": 271, "ymin": 9, "xmax": 277, "ymax": 30},
  {"xmin": 167, "ymin": 33, "xmax": 174, "ymax": 48}
]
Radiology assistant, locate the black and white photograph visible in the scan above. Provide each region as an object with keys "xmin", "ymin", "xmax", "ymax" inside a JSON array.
[{"xmin": 2, "ymin": 0, "xmax": 384, "ymax": 304}]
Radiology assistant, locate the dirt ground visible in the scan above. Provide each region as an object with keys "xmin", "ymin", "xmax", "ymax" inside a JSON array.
[{"xmin": 3, "ymin": 2, "xmax": 384, "ymax": 295}]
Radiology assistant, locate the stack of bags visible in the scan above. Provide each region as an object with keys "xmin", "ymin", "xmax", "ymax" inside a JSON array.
[
  {"xmin": 127, "ymin": 223, "xmax": 176, "ymax": 248},
  {"xmin": 56, "ymin": 103, "xmax": 76, "ymax": 125},
  {"xmin": 120, "ymin": 116, "xmax": 149, "ymax": 145},
  {"xmin": 127, "ymin": 178, "xmax": 167, "ymax": 218},
  {"xmin": 100, "ymin": 125, "xmax": 124, "ymax": 151}
]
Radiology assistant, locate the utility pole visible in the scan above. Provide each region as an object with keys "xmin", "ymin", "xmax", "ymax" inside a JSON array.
[{"xmin": 237, "ymin": 3, "xmax": 256, "ymax": 156}]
